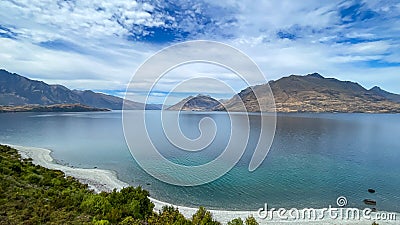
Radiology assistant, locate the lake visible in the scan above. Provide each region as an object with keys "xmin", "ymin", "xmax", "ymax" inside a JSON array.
[{"xmin": 0, "ymin": 111, "xmax": 399, "ymax": 212}]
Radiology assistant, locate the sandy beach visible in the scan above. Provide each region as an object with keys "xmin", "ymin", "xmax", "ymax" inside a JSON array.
[{"xmin": 6, "ymin": 143, "xmax": 398, "ymax": 225}]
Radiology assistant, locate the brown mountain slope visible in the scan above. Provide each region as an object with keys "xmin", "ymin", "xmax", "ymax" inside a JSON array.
[
  {"xmin": 215, "ymin": 73, "xmax": 400, "ymax": 113},
  {"xmin": 168, "ymin": 94, "xmax": 223, "ymax": 111},
  {"xmin": 0, "ymin": 69, "xmax": 160, "ymax": 110}
]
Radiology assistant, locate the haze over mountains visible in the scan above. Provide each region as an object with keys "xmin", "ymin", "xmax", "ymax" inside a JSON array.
[
  {"xmin": 0, "ymin": 69, "xmax": 160, "ymax": 110},
  {"xmin": 2, "ymin": 69, "xmax": 400, "ymax": 113}
]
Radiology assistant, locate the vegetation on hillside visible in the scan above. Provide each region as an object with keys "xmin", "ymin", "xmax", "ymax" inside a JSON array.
[
  {"xmin": 0, "ymin": 145, "xmax": 257, "ymax": 224},
  {"xmin": 0, "ymin": 104, "xmax": 109, "ymax": 113}
]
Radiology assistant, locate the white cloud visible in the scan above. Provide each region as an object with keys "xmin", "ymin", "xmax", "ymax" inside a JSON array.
[
  {"xmin": 1, "ymin": 0, "xmax": 400, "ymax": 104},
  {"xmin": 347, "ymin": 41, "xmax": 391, "ymax": 55},
  {"xmin": 0, "ymin": 37, "xmax": 153, "ymax": 90},
  {"xmin": 0, "ymin": 0, "xmax": 169, "ymax": 43}
]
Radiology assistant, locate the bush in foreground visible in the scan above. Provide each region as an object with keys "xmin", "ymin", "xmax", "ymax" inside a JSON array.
[{"xmin": 0, "ymin": 145, "xmax": 259, "ymax": 225}]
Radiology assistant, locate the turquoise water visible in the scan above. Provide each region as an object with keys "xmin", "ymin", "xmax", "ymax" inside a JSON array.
[{"xmin": 0, "ymin": 111, "xmax": 399, "ymax": 211}]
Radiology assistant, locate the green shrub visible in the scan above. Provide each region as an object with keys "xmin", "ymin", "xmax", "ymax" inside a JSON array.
[
  {"xmin": 245, "ymin": 215, "xmax": 258, "ymax": 225},
  {"xmin": 93, "ymin": 219, "xmax": 110, "ymax": 225},
  {"xmin": 228, "ymin": 217, "xmax": 244, "ymax": 225},
  {"xmin": 120, "ymin": 216, "xmax": 142, "ymax": 225},
  {"xmin": 81, "ymin": 195, "xmax": 112, "ymax": 216},
  {"xmin": 25, "ymin": 173, "xmax": 42, "ymax": 183},
  {"xmin": 192, "ymin": 206, "xmax": 220, "ymax": 225}
]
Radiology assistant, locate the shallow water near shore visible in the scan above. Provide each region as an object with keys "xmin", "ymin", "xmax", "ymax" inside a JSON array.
[{"xmin": 0, "ymin": 110, "xmax": 399, "ymax": 212}]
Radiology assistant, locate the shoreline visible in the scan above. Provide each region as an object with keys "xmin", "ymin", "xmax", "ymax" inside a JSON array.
[{"xmin": 5, "ymin": 143, "xmax": 399, "ymax": 225}]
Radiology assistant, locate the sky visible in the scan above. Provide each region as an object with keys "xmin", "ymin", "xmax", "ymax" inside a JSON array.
[{"xmin": 1, "ymin": 0, "xmax": 400, "ymax": 103}]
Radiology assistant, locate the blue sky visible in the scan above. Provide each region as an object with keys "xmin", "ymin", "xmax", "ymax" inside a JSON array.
[{"xmin": 0, "ymin": 0, "xmax": 400, "ymax": 103}]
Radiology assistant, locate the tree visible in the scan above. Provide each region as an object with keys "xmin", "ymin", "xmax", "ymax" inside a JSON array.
[
  {"xmin": 228, "ymin": 217, "xmax": 244, "ymax": 225},
  {"xmin": 120, "ymin": 216, "xmax": 142, "ymax": 225},
  {"xmin": 80, "ymin": 195, "xmax": 111, "ymax": 216},
  {"xmin": 107, "ymin": 186, "xmax": 154, "ymax": 220},
  {"xmin": 245, "ymin": 215, "xmax": 259, "ymax": 225},
  {"xmin": 192, "ymin": 207, "xmax": 220, "ymax": 225},
  {"xmin": 152, "ymin": 205, "xmax": 192, "ymax": 225}
]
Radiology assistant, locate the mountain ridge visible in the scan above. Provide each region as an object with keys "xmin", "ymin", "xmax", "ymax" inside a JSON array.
[
  {"xmin": 0, "ymin": 69, "xmax": 160, "ymax": 110},
  {"xmin": 3, "ymin": 69, "xmax": 400, "ymax": 113},
  {"xmin": 170, "ymin": 73, "xmax": 400, "ymax": 113},
  {"xmin": 167, "ymin": 94, "xmax": 223, "ymax": 111},
  {"xmin": 369, "ymin": 86, "xmax": 400, "ymax": 103}
]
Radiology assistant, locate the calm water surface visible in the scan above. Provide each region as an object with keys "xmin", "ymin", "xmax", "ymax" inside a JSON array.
[{"xmin": 0, "ymin": 111, "xmax": 399, "ymax": 211}]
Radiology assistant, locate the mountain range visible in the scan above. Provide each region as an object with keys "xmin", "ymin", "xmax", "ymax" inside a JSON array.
[
  {"xmin": 2, "ymin": 69, "xmax": 400, "ymax": 113},
  {"xmin": 169, "ymin": 73, "xmax": 400, "ymax": 113},
  {"xmin": 0, "ymin": 69, "xmax": 160, "ymax": 110}
]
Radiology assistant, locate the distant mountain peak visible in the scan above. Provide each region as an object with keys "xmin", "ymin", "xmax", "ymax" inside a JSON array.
[
  {"xmin": 168, "ymin": 94, "xmax": 222, "ymax": 111},
  {"xmin": 369, "ymin": 86, "xmax": 400, "ymax": 103},
  {"xmin": 306, "ymin": 73, "xmax": 324, "ymax": 79},
  {"xmin": 370, "ymin": 86, "xmax": 382, "ymax": 91},
  {"xmin": 195, "ymin": 94, "xmax": 212, "ymax": 98}
]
